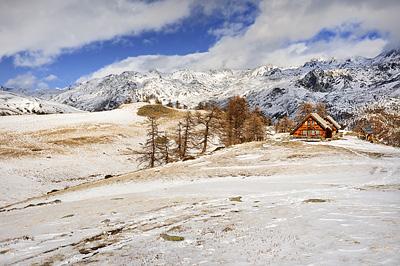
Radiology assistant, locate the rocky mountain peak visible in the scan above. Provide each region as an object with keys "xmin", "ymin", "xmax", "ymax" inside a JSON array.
[{"xmin": 1, "ymin": 50, "xmax": 399, "ymax": 121}]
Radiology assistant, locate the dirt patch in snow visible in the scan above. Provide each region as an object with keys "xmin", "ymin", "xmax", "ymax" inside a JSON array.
[{"xmin": 355, "ymin": 184, "xmax": 400, "ymax": 192}]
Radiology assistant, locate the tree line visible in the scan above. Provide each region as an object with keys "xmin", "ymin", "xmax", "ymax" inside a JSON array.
[
  {"xmin": 125, "ymin": 96, "xmax": 189, "ymax": 109},
  {"xmin": 138, "ymin": 96, "xmax": 270, "ymax": 169}
]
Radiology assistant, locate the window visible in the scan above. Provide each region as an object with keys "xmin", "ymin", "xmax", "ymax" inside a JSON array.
[
  {"xmin": 312, "ymin": 130, "xmax": 315, "ymax": 135},
  {"xmin": 316, "ymin": 130, "xmax": 319, "ymax": 135},
  {"xmin": 303, "ymin": 130, "xmax": 306, "ymax": 135},
  {"xmin": 308, "ymin": 121, "xmax": 311, "ymax": 125},
  {"xmin": 312, "ymin": 121, "xmax": 315, "ymax": 125}
]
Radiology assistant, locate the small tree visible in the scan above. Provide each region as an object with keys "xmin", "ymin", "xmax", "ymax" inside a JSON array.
[
  {"xmin": 252, "ymin": 106, "xmax": 272, "ymax": 125},
  {"xmin": 124, "ymin": 98, "xmax": 132, "ymax": 104},
  {"xmin": 252, "ymin": 106, "xmax": 263, "ymax": 118},
  {"xmin": 295, "ymin": 102, "xmax": 330, "ymax": 123},
  {"xmin": 263, "ymin": 116, "xmax": 273, "ymax": 126},
  {"xmin": 172, "ymin": 122, "xmax": 184, "ymax": 159},
  {"xmin": 139, "ymin": 117, "xmax": 172, "ymax": 168},
  {"xmin": 223, "ymin": 95, "xmax": 250, "ymax": 146},
  {"xmin": 275, "ymin": 115, "xmax": 294, "ymax": 133},
  {"xmin": 244, "ymin": 112, "xmax": 266, "ymax": 141},
  {"xmin": 171, "ymin": 112, "xmax": 195, "ymax": 160},
  {"xmin": 195, "ymin": 103, "xmax": 223, "ymax": 153},
  {"xmin": 166, "ymin": 100, "xmax": 173, "ymax": 108},
  {"xmin": 144, "ymin": 96, "xmax": 151, "ymax": 103},
  {"xmin": 156, "ymin": 133, "xmax": 170, "ymax": 164},
  {"xmin": 314, "ymin": 102, "xmax": 328, "ymax": 118},
  {"xmin": 181, "ymin": 111, "xmax": 194, "ymax": 158},
  {"xmin": 295, "ymin": 102, "xmax": 314, "ymax": 123},
  {"xmin": 195, "ymin": 102, "xmax": 204, "ymax": 110},
  {"xmin": 138, "ymin": 117, "xmax": 160, "ymax": 168}
]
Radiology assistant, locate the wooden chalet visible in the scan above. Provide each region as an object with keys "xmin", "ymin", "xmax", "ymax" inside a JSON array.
[
  {"xmin": 324, "ymin": 115, "xmax": 341, "ymax": 134},
  {"xmin": 290, "ymin": 113, "xmax": 333, "ymax": 140},
  {"xmin": 358, "ymin": 127, "xmax": 374, "ymax": 142}
]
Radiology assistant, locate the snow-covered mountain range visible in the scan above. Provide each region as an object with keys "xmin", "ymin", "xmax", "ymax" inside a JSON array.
[
  {"xmin": 0, "ymin": 90, "xmax": 83, "ymax": 115},
  {"xmin": 1, "ymin": 50, "xmax": 399, "ymax": 120}
]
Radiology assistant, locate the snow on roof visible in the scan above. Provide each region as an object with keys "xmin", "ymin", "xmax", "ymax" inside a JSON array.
[
  {"xmin": 324, "ymin": 115, "xmax": 341, "ymax": 130},
  {"xmin": 361, "ymin": 127, "xmax": 374, "ymax": 134}
]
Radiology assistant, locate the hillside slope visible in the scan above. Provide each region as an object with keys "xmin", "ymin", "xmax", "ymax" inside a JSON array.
[
  {"xmin": 0, "ymin": 102, "xmax": 187, "ymax": 205},
  {"xmin": 0, "ymin": 135, "xmax": 399, "ymax": 265}
]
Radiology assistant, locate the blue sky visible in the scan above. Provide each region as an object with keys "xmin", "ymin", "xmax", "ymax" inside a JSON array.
[{"xmin": 0, "ymin": 0, "xmax": 398, "ymax": 90}]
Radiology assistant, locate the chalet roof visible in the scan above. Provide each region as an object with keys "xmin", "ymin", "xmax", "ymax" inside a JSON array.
[
  {"xmin": 361, "ymin": 127, "xmax": 374, "ymax": 134},
  {"xmin": 324, "ymin": 115, "xmax": 341, "ymax": 130},
  {"xmin": 290, "ymin": 113, "xmax": 332, "ymax": 135}
]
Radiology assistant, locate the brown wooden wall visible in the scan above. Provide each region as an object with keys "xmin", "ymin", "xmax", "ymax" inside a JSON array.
[
  {"xmin": 358, "ymin": 129, "xmax": 374, "ymax": 142},
  {"xmin": 292, "ymin": 117, "xmax": 327, "ymax": 138}
]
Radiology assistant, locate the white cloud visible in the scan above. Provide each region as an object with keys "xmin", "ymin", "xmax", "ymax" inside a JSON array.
[
  {"xmin": 13, "ymin": 51, "xmax": 56, "ymax": 67},
  {"xmin": 5, "ymin": 72, "xmax": 37, "ymax": 88},
  {"xmin": 77, "ymin": 0, "xmax": 400, "ymax": 82},
  {"xmin": 208, "ymin": 23, "xmax": 246, "ymax": 39},
  {"xmin": 265, "ymin": 38, "xmax": 388, "ymax": 68},
  {"xmin": 37, "ymin": 82, "xmax": 49, "ymax": 89},
  {"xmin": 201, "ymin": 0, "xmax": 399, "ymax": 68},
  {"xmin": 44, "ymin": 74, "xmax": 58, "ymax": 81},
  {"xmin": 0, "ymin": 0, "xmax": 195, "ymax": 66},
  {"xmin": 4, "ymin": 72, "xmax": 58, "ymax": 89},
  {"xmin": 76, "ymin": 53, "xmax": 205, "ymax": 83}
]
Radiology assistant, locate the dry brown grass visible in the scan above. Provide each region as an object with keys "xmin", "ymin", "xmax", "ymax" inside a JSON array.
[
  {"xmin": 137, "ymin": 105, "xmax": 177, "ymax": 118},
  {"xmin": 345, "ymin": 131, "xmax": 359, "ymax": 137},
  {"xmin": 303, "ymin": 199, "xmax": 330, "ymax": 203},
  {"xmin": 50, "ymin": 135, "xmax": 113, "ymax": 147},
  {"xmin": 286, "ymin": 154, "xmax": 315, "ymax": 159},
  {"xmin": 40, "ymin": 128, "xmax": 79, "ymax": 136},
  {"xmin": 0, "ymin": 122, "xmax": 144, "ymax": 159},
  {"xmin": 355, "ymin": 184, "xmax": 400, "ymax": 192},
  {"xmin": 0, "ymin": 147, "xmax": 33, "ymax": 157}
]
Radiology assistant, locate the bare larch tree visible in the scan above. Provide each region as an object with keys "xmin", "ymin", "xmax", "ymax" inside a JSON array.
[
  {"xmin": 195, "ymin": 103, "xmax": 223, "ymax": 153},
  {"xmin": 138, "ymin": 116, "xmax": 160, "ymax": 168}
]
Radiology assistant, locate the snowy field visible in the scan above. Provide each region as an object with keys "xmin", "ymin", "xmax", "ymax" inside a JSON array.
[
  {"xmin": 0, "ymin": 103, "xmax": 185, "ymax": 205},
  {"xmin": 1, "ymin": 107, "xmax": 400, "ymax": 265}
]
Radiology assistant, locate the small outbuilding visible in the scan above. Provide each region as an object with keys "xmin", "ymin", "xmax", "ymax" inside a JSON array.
[
  {"xmin": 358, "ymin": 127, "xmax": 375, "ymax": 142},
  {"xmin": 290, "ymin": 113, "xmax": 334, "ymax": 140}
]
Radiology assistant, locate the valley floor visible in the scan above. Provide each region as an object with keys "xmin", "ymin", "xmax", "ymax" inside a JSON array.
[{"xmin": 0, "ymin": 126, "xmax": 399, "ymax": 264}]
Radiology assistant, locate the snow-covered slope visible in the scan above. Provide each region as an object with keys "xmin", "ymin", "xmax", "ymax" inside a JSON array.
[
  {"xmin": 0, "ymin": 90, "xmax": 83, "ymax": 115},
  {"xmin": 1, "ymin": 136, "xmax": 399, "ymax": 265},
  {"xmin": 0, "ymin": 103, "xmax": 149, "ymax": 205},
  {"xmin": 4, "ymin": 50, "xmax": 400, "ymax": 120}
]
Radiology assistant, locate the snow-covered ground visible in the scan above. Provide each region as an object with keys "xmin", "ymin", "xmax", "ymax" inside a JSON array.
[
  {"xmin": 0, "ymin": 103, "xmax": 164, "ymax": 205},
  {"xmin": 0, "ymin": 117, "xmax": 399, "ymax": 265}
]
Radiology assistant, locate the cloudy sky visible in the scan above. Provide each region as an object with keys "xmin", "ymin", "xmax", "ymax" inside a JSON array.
[{"xmin": 0, "ymin": 0, "xmax": 399, "ymax": 89}]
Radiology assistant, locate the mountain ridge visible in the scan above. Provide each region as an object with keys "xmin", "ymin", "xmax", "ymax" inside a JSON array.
[
  {"xmin": 0, "ymin": 90, "xmax": 83, "ymax": 115},
  {"xmin": 1, "ymin": 50, "xmax": 399, "ymax": 120}
]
